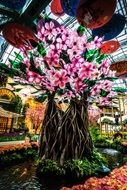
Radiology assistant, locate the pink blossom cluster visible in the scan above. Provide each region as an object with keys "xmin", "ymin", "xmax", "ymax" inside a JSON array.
[{"xmin": 19, "ymin": 18, "xmax": 115, "ymax": 103}]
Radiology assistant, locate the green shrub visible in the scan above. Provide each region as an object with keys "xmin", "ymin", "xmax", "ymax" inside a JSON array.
[
  {"xmin": 36, "ymin": 149, "xmax": 107, "ymax": 179},
  {"xmin": 36, "ymin": 159, "xmax": 65, "ymax": 176},
  {"xmin": 0, "ymin": 135, "xmax": 25, "ymax": 142},
  {"xmin": 0, "ymin": 147, "xmax": 37, "ymax": 166}
]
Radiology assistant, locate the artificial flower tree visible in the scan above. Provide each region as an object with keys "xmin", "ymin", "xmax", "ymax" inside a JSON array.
[{"xmin": 0, "ymin": 17, "xmax": 116, "ymax": 164}]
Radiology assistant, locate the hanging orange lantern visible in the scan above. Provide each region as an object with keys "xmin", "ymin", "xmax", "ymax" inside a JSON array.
[
  {"xmin": 100, "ymin": 41, "xmax": 120, "ymax": 54},
  {"xmin": 2, "ymin": 22, "xmax": 38, "ymax": 50},
  {"xmin": 76, "ymin": 0, "xmax": 116, "ymax": 29},
  {"xmin": 51, "ymin": 0, "xmax": 64, "ymax": 16}
]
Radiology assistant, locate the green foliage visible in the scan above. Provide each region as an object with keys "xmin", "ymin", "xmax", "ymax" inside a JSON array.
[
  {"xmin": 36, "ymin": 159, "xmax": 65, "ymax": 176},
  {"xmin": 14, "ymin": 122, "xmax": 28, "ymax": 133},
  {"xmin": 85, "ymin": 49, "xmax": 99, "ymax": 62},
  {"xmin": 89, "ymin": 126, "xmax": 111, "ymax": 146},
  {"xmin": 14, "ymin": 52, "xmax": 23, "ymax": 61},
  {"xmin": 35, "ymin": 93, "xmax": 48, "ymax": 102},
  {"xmin": 89, "ymin": 126, "xmax": 100, "ymax": 142},
  {"xmin": 77, "ymin": 25, "xmax": 87, "ymax": 35},
  {"xmin": 0, "ymin": 63, "xmax": 20, "ymax": 77},
  {"xmin": 1, "ymin": 95, "xmax": 23, "ymax": 113},
  {"xmin": 84, "ymin": 79, "xmax": 96, "ymax": 87},
  {"xmin": 100, "ymin": 89, "xmax": 109, "ymax": 97},
  {"xmin": 0, "ymin": 147, "xmax": 37, "ymax": 167},
  {"xmin": 29, "ymin": 52, "xmax": 43, "ymax": 75},
  {"xmin": 0, "ymin": 135, "xmax": 25, "ymax": 142},
  {"xmin": 37, "ymin": 41, "xmax": 46, "ymax": 56},
  {"xmin": 64, "ymin": 159, "xmax": 98, "ymax": 177},
  {"xmin": 101, "ymin": 118, "xmax": 114, "ymax": 125},
  {"xmin": 96, "ymin": 54, "xmax": 107, "ymax": 64},
  {"xmin": 36, "ymin": 150, "xmax": 107, "ymax": 178},
  {"xmin": 11, "ymin": 95, "xmax": 23, "ymax": 113},
  {"xmin": 114, "ymin": 87, "xmax": 127, "ymax": 93},
  {"xmin": 9, "ymin": 59, "xmax": 26, "ymax": 73},
  {"xmin": 60, "ymin": 51, "xmax": 70, "ymax": 64}
]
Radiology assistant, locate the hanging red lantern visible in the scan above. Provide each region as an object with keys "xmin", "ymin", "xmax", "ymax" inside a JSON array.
[
  {"xmin": 76, "ymin": 0, "xmax": 116, "ymax": 29},
  {"xmin": 2, "ymin": 23, "xmax": 38, "ymax": 50},
  {"xmin": 100, "ymin": 41, "xmax": 120, "ymax": 54},
  {"xmin": 51, "ymin": 0, "xmax": 64, "ymax": 16}
]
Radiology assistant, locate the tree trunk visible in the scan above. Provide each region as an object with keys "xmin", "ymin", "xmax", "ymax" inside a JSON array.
[
  {"xmin": 39, "ymin": 93, "xmax": 63, "ymax": 159},
  {"xmin": 39, "ymin": 94, "xmax": 93, "ymax": 165}
]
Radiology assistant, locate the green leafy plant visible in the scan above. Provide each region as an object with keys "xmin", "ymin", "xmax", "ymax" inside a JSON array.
[{"xmin": 36, "ymin": 149, "xmax": 107, "ymax": 179}]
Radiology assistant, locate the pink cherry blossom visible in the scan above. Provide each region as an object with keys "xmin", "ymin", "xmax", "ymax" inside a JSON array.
[
  {"xmin": 56, "ymin": 35, "xmax": 69, "ymax": 51},
  {"xmin": 101, "ymin": 80, "xmax": 112, "ymax": 91},
  {"xmin": 37, "ymin": 25, "xmax": 46, "ymax": 42},
  {"xmin": 73, "ymin": 78, "xmax": 86, "ymax": 93},
  {"xmin": 71, "ymin": 56, "xmax": 84, "ymax": 67},
  {"xmin": 88, "ymin": 36, "xmax": 103, "ymax": 49},
  {"xmin": 44, "ymin": 21, "xmax": 58, "ymax": 40},
  {"xmin": 101, "ymin": 58, "xmax": 110, "ymax": 75},
  {"xmin": 35, "ymin": 77, "xmax": 42, "ymax": 84},
  {"xmin": 90, "ymin": 84, "xmax": 101, "ymax": 96},
  {"xmin": 9, "ymin": 19, "xmax": 114, "ymax": 101},
  {"xmin": 91, "ymin": 68, "xmax": 100, "ymax": 80},
  {"xmin": 50, "ymin": 43, "xmax": 62, "ymax": 55},
  {"xmin": 67, "ymin": 48, "xmax": 82, "ymax": 59},
  {"xmin": 28, "ymin": 76, "xmax": 34, "ymax": 83},
  {"xmin": 79, "ymin": 35, "xmax": 88, "ymax": 51},
  {"xmin": 64, "ymin": 63, "xmax": 77, "ymax": 76},
  {"xmin": 99, "ymin": 97, "xmax": 111, "ymax": 105},
  {"xmin": 53, "ymin": 70, "xmax": 69, "ymax": 89},
  {"xmin": 44, "ymin": 51, "xmax": 60, "ymax": 68},
  {"xmin": 57, "ymin": 25, "xmax": 70, "ymax": 36},
  {"xmin": 44, "ymin": 81, "xmax": 55, "ymax": 91},
  {"xmin": 23, "ymin": 58, "xmax": 30, "ymax": 68},
  {"xmin": 79, "ymin": 62, "xmax": 95, "ymax": 79},
  {"xmin": 68, "ymin": 35, "xmax": 82, "ymax": 50},
  {"xmin": 64, "ymin": 91, "xmax": 75, "ymax": 99},
  {"xmin": 27, "ymin": 71, "xmax": 37, "ymax": 77}
]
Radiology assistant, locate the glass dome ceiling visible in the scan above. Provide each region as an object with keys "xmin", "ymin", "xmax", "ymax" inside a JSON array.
[{"xmin": 0, "ymin": 0, "xmax": 127, "ymax": 89}]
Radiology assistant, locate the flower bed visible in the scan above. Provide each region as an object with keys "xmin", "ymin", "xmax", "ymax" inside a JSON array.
[
  {"xmin": 61, "ymin": 162, "xmax": 127, "ymax": 190},
  {"xmin": 0, "ymin": 142, "xmax": 39, "ymax": 167},
  {"xmin": 0, "ymin": 132, "xmax": 25, "ymax": 142}
]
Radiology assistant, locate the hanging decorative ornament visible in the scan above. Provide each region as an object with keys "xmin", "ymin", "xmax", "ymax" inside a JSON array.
[
  {"xmin": 51, "ymin": 0, "xmax": 64, "ymax": 16},
  {"xmin": 92, "ymin": 14, "xmax": 126, "ymax": 41},
  {"xmin": 76, "ymin": 0, "xmax": 116, "ymax": 29},
  {"xmin": 2, "ymin": 23, "xmax": 38, "ymax": 50},
  {"xmin": 0, "ymin": 0, "xmax": 26, "ymax": 11},
  {"xmin": 110, "ymin": 61, "xmax": 127, "ymax": 78},
  {"xmin": 100, "ymin": 40, "xmax": 120, "ymax": 54},
  {"xmin": 60, "ymin": 0, "xmax": 80, "ymax": 17}
]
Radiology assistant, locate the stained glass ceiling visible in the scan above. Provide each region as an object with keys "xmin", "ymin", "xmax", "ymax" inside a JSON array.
[{"xmin": 0, "ymin": 0, "xmax": 127, "ymax": 89}]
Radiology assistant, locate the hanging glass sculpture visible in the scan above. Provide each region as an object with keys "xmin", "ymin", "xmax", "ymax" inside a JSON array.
[
  {"xmin": 76, "ymin": 0, "xmax": 116, "ymax": 29},
  {"xmin": 60, "ymin": 0, "xmax": 80, "ymax": 16},
  {"xmin": 110, "ymin": 61, "xmax": 127, "ymax": 78},
  {"xmin": 92, "ymin": 14, "xmax": 126, "ymax": 41},
  {"xmin": 2, "ymin": 23, "xmax": 38, "ymax": 50},
  {"xmin": 100, "ymin": 41, "xmax": 120, "ymax": 54},
  {"xmin": 51, "ymin": 0, "xmax": 64, "ymax": 16}
]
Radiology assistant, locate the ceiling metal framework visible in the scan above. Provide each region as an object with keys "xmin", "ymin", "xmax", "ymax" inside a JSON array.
[{"xmin": 0, "ymin": 0, "xmax": 127, "ymax": 88}]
